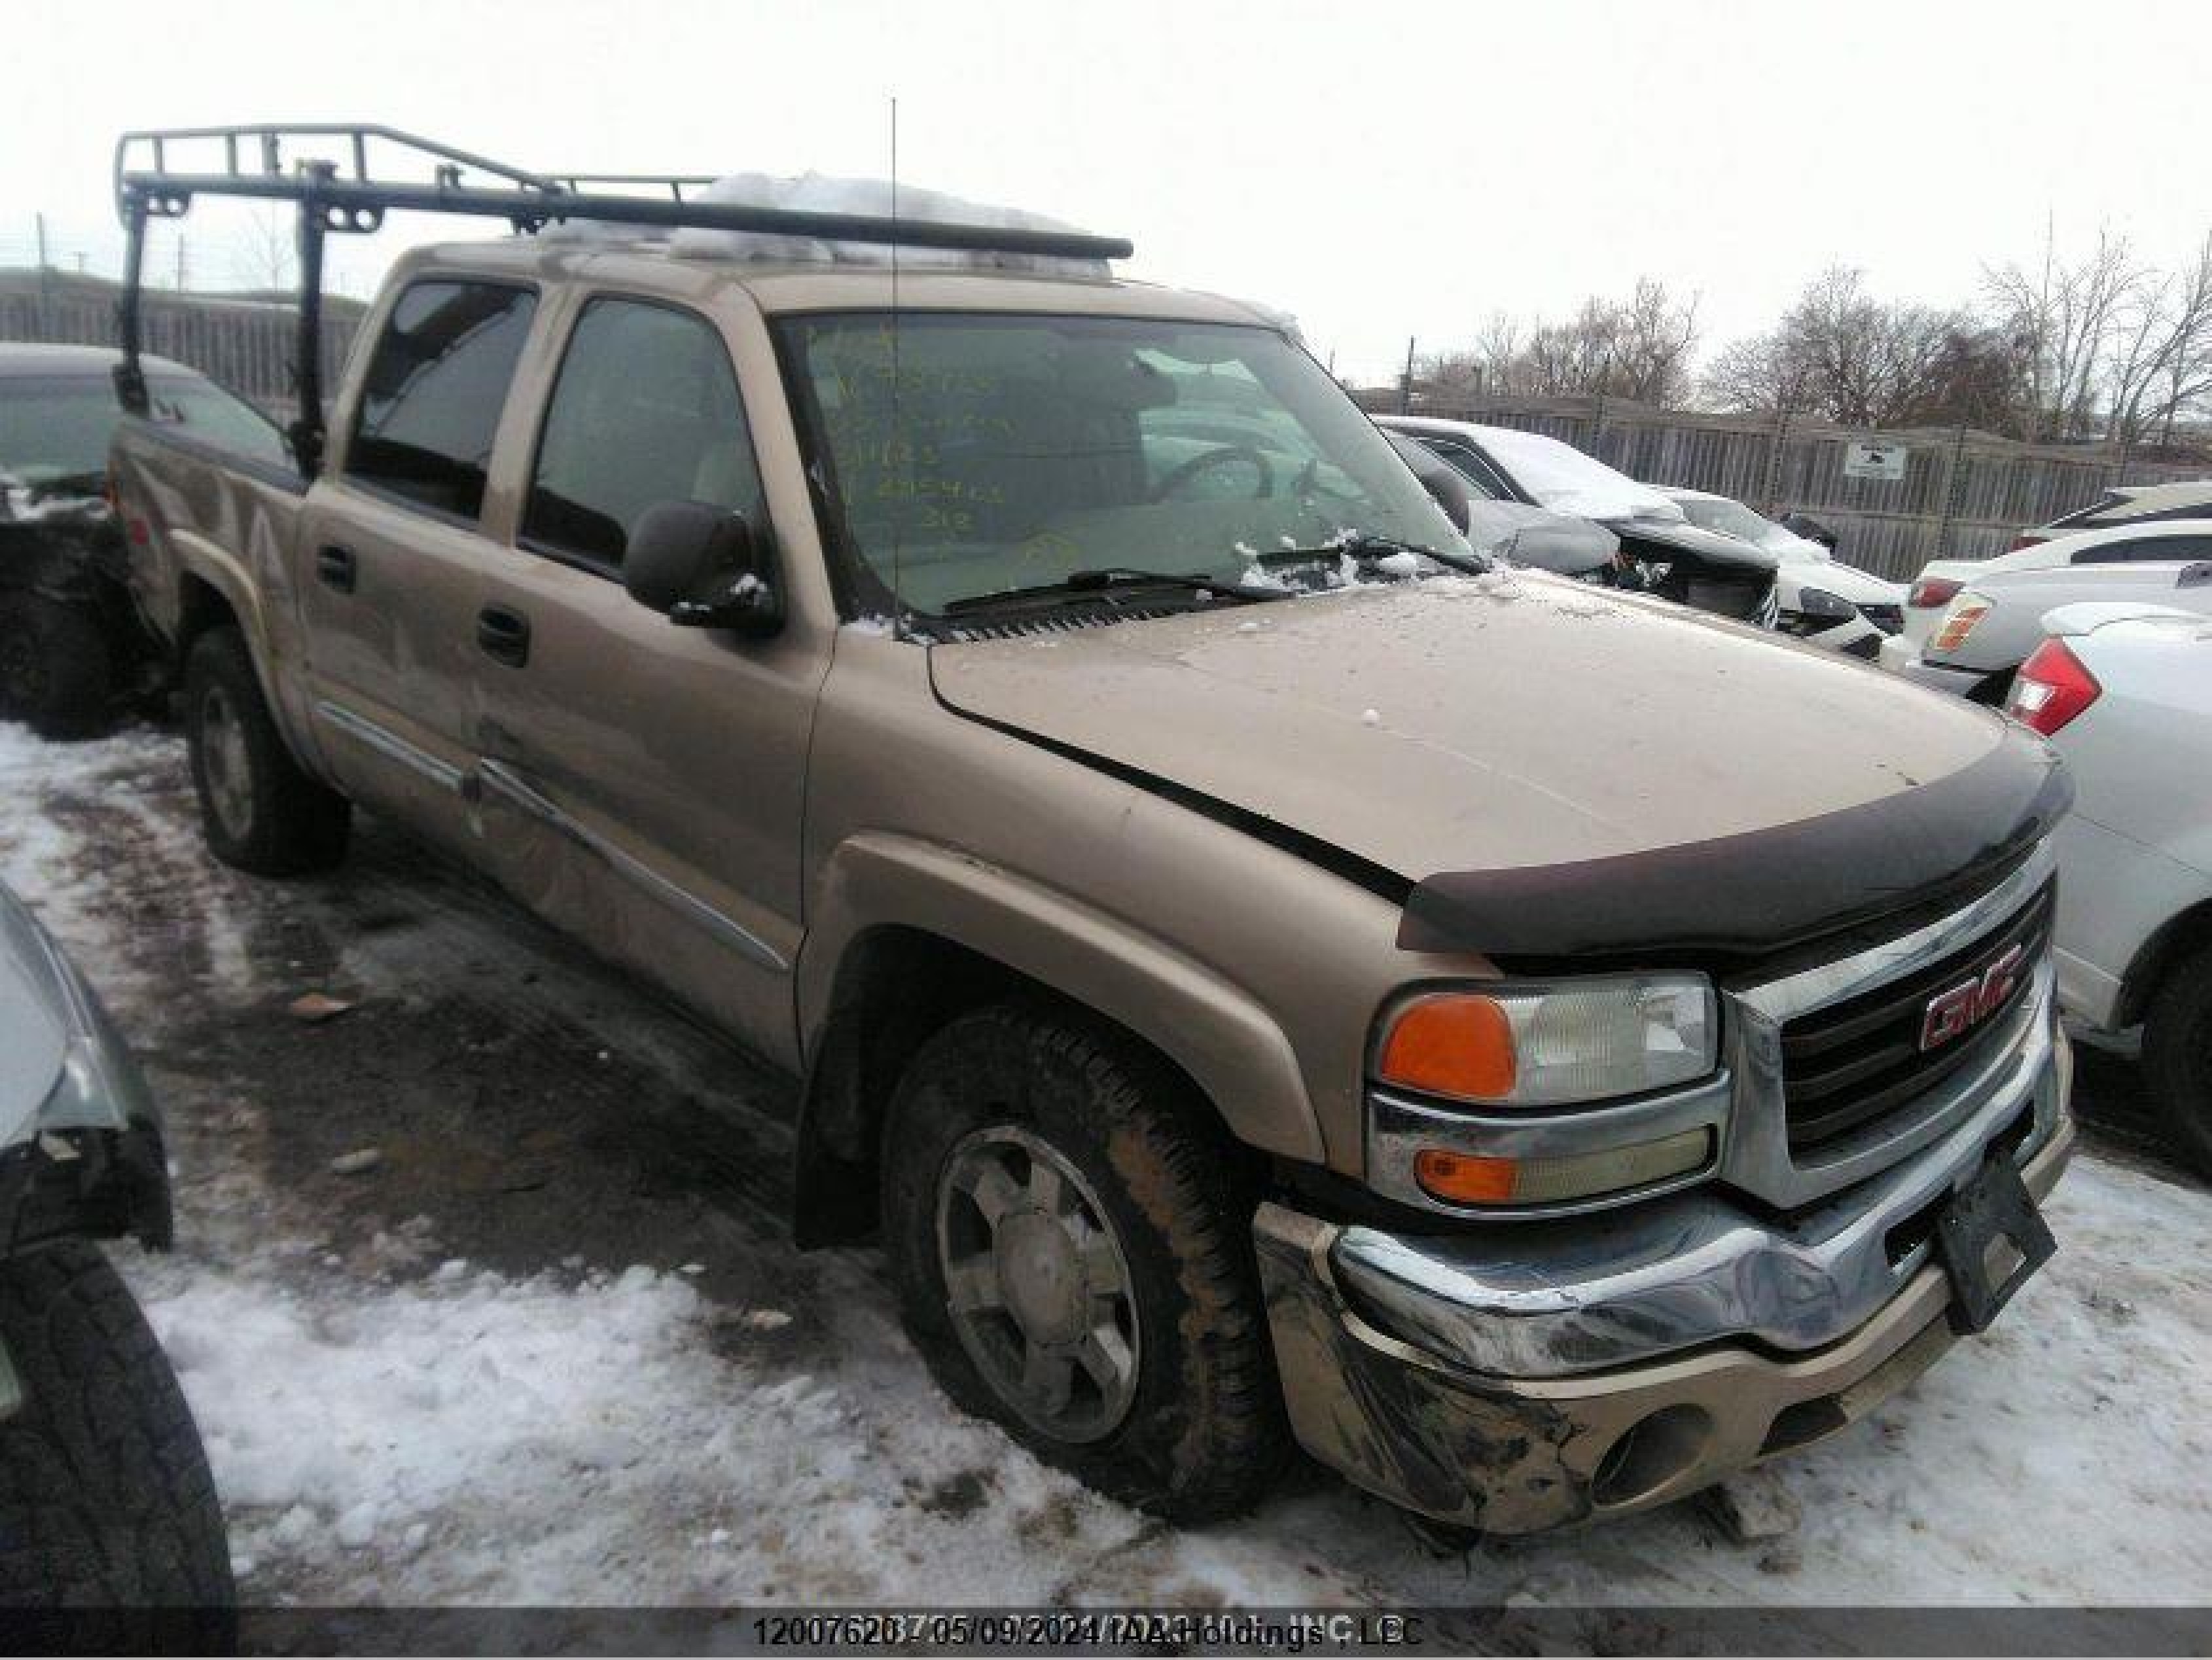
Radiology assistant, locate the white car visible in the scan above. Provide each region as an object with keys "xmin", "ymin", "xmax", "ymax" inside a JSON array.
[
  {"xmin": 1377, "ymin": 417, "xmax": 1783, "ymax": 626},
  {"xmin": 1666, "ymin": 488, "xmax": 1905, "ymax": 658},
  {"xmin": 1883, "ymin": 517, "xmax": 2212, "ymax": 672},
  {"xmin": 2007, "ymin": 602, "xmax": 2212, "ymax": 1170},
  {"xmin": 2013, "ymin": 478, "xmax": 2212, "ymax": 550}
]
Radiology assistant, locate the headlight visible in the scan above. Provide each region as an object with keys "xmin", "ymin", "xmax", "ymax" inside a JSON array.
[
  {"xmin": 1931, "ymin": 592, "xmax": 1991, "ymax": 653},
  {"xmin": 1374, "ymin": 975, "xmax": 1717, "ymax": 1108}
]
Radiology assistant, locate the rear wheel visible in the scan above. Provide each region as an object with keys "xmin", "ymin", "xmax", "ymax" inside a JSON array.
[
  {"xmin": 0, "ymin": 1241, "xmax": 234, "ymax": 1624},
  {"xmin": 2143, "ymin": 944, "xmax": 2212, "ymax": 1176},
  {"xmin": 0, "ymin": 594, "xmax": 111, "ymax": 740},
  {"xmin": 183, "ymin": 628, "xmax": 349, "ymax": 876},
  {"xmin": 882, "ymin": 1003, "xmax": 1287, "ymax": 1521}
]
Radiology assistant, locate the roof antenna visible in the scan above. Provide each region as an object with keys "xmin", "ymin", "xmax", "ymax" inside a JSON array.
[{"xmin": 889, "ymin": 94, "xmax": 906, "ymax": 641}]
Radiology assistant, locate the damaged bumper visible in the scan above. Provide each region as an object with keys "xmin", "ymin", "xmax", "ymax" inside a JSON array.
[
  {"xmin": 0, "ymin": 884, "xmax": 171, "ymax": 1254},
  {"xmin": 1255, "ymin": 1036, "xmax": 2073, "ymax": 1534}
]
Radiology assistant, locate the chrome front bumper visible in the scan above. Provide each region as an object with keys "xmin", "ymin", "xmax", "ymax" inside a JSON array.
[
  {"xmin": 1333, "ymin": 1014, "xmax": 2065, "ymax": 1379},
  {"xmin": 1256, "ymin": 1058, "xmax": 2072, "ymax": 1533},
  {"xmin": 1262, "ymin": 861, "xmax": 2076, "ymax": 1533}
]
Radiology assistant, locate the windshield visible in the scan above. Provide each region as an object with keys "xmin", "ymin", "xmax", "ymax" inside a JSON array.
[
  {"xmin": 1677, "ymin": 494, "xmax": 1776, "ymax": 541},
  {"xmin": 1679, "ymin": 494, "xmax": 1825, "ymax": 557},
  {"xmin": 779, "ymin": 314, "xmax": 1469, "ymax": 617},
  {"xmin": 0, "ymin": 372, "xmax": 287, "ymax": 494}
]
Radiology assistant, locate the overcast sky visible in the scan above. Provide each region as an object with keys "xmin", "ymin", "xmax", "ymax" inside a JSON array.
[{"xmin": 7, "ymin": 0, "xmax": 2206, "ymax": 382}]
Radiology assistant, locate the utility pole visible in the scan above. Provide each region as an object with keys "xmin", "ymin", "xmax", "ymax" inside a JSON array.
[
  {"xmin": 1400, "ymin": 336, "xmax": 1416, "ymax": 414},
  {"xmin": 175, "ymin": 235, "xmax": 188, "ymax": 291},
  {"xmin": 1761, "ymin": 399, "xmax": 1791, "ymax": 515},
  {"xmin": 1933, "ymin": 421, "xmax": 1969, "ymax": 555},
  {"xmin": 33, "ymin": 213, "xmax": 51, "ymax": 333}
]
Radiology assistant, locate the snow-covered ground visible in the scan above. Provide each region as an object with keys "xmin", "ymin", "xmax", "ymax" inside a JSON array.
[{"xmin": 3, "ymin": 721, "xmax": 2209, "ymax": 1612}]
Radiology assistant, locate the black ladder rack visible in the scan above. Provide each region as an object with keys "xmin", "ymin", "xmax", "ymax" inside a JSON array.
[{"xmin": 111, "ymin": 122, "xmax": 1133, "ymax": 475}]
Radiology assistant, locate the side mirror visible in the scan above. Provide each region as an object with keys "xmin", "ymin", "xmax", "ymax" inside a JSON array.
[{"xmin": 624, "ymin": 500, "xmax": 782, "ymax": 637}]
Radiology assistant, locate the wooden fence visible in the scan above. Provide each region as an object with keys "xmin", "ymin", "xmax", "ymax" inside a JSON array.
[
  {"xmin": 0, "ymin": 268, "xmax": 365, "ymax": 424},
  {"xmin": 1359, "ymin": 391, "xmax": 2209, "ymax": 581}
]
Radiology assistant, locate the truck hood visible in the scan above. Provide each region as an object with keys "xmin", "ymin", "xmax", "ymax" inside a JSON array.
[{"xmin": 931, "ymin": 574, "xmax": 2063, "ymax": 959}]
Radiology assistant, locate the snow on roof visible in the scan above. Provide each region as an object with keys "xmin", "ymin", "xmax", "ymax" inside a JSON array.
[{"xmin": 545, "ymin": 171, "xmax": 1112, "ymax": 278}]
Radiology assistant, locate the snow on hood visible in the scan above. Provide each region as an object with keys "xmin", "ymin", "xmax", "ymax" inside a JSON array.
[
  {"xmin": 547, "ymin": 172, "xmax": 1111, "ymax": 277},
  {"xmin": 929, "ymin": 575, "xmax": 2003, "ymax": 883}
]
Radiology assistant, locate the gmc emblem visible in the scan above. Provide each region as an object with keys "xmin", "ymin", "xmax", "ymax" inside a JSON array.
[{"xmin": 1919, "ymin": 943, "xmax": 2027, "ymax": 1052}]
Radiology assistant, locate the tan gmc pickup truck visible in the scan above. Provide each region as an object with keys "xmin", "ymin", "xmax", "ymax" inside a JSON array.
[{"xmin": 107, "ymin": 126, "xmax": 2074, "ymax": 1534}]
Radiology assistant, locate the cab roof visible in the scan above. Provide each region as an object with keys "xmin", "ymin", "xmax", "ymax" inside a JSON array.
[{"xmin": 393, "ymin": 236, "xmax": 1280, "ymax": 328}]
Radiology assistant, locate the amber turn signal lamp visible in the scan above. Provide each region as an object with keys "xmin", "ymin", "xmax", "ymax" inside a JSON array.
[
  {"xmin": 1376, "ymin": 994, "xmax": 1516, "ymax": 1101},
  {"xmin": 1412, "ymin": 1149, "xmax": 1519, "ymax": 1204}
]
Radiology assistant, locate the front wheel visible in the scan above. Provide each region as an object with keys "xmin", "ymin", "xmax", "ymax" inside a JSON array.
[
  {"xmin": 882, "ymin": 1003, "xmax": 1287, "ymax": 1522},
  {"xmin": 183, "ymin": 628, "xmax": 349, "ymax": 876},
  {"xmin": 2143, "ymin": 943, "xmax": 2212, "ymax": 1176},
  {"xmin": 0, "ymin": 1241, "xmax": 235, "ymax": 1619}
]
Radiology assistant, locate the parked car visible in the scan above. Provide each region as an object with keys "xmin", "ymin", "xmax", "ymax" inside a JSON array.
[
  {"xmin": 0, "ymin": 344, "xmax": 285, "ymax": 738},
  {"xmin": 1383, "ymin": 431, "xmax": 1618, "ymax": 578},
  {"xmin": 2012, "ymin": 478, "xmax": 2212, "ymax": 550},
  {"xmin": 1885, "ymin": 518, "xmax": 2212, "ymax": 670},
  {"xmin": 1377, "ymin": 416, "xmax": 1783, "ymax": 625},
  {"xmin": 112, "ymin": 123, "xmax": 2073, "ymax": 1536},
  {"xmin": 2005, "ymin": 604, "xmax": 2212, "ymax": 1173},
  {"xmin": 1664, "ymin": 488, "xmax": 1905, "ymax": 657},
  {"xmin": 0, "ymin": 879, "xmax": 233, "ymax": 1614},
  {"xmin": 1891, "ymin": 549, "xmax": 2212, "ymax": 704}
]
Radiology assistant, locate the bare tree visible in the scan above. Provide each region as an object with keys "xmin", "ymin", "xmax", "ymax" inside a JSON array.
[
  {"xmin": 232, "ymin": 205, "xmax": 296, "ymax": 295},
  {"xmin": 1982, "ymin": 223, "xmax": 2143, "ymax": 442},
  {"xmin": 1419, "ymin": 280, "xmax": 1700, "ymax": 408},
  {"xmin": 1700, "ymin": 266, "xmax": 2001, "ymax": 429},
  {"xmin": 2101, "ymin": 231, "xmax": 2212, "ymax": 448}
]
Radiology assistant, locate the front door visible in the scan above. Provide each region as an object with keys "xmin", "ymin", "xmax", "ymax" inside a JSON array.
[
  {"xmin": 296, "ymin": 277, "xmax": 539, "ymax": 850},
  {"xmin": 471, "ymin": 295, "xmax": 827, "ymax": 1064}
]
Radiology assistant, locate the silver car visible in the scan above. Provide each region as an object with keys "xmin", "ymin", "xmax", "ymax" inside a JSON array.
[{"xmin": 0, "ymin": 880, "xmax": 232, "ymax": 1614}]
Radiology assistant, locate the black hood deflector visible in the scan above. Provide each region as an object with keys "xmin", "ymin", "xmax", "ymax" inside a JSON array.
[{"xmin": 1399, "ymin": 727, "xmax": 2071, "ymax": 968}]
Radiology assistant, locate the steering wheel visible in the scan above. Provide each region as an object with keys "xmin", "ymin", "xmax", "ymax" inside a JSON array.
[{"xmin": 1149, "ymin": 444, "xmax": 1275, "ymax": 503}]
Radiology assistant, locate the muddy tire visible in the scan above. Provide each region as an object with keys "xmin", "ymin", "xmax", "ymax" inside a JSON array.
[
  {"xmin": 2143, "ymin": 944, "xmax": 2212, "ymax": 1176},
  {"xmin": 882, "ymin": 1002, "xmax": 1287, "ymax": 1522},
  {"xmin": 0, "ymin": 595, "xmax": 111, "ymax": 740},
  {"xmin": 0, "ymin": 1241, "xmax": 234, "ymax": 1629},
  {"xmin": 183, "ymin": 627, "xmax": 349, "ymax": 876}
]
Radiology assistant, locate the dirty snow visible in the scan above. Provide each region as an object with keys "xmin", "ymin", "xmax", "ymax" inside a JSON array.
[{"xmin": 2, "ymin": 720, "xmax": 2209, "ymax": 1611}]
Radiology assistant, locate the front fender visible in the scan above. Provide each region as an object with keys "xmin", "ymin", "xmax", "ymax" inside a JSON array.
[{"xmin": 798, "ymin": 831, "xmax": 1328, "ymax": 1164}]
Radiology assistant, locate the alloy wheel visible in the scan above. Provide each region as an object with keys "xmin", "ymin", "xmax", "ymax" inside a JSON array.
[{"xmin": 935, "ymin": 1124, "xmax": 1140, "ymax": 1443}]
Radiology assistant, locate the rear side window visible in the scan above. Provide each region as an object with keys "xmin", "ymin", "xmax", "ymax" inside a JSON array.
[
  {"xmin": 347, "ymin": 280, "xmax": 537, "ymax": 520},
  {"xmin": 1416, "ymin": 437, "xmax": 1511, "ymax": 501},
  {"xmin": 522, "ymin": 298, "xmax": 764, "ymax": 569},
  {"xmin": 2072, "ymin": 535, "xmax": 2212, "ymax": 565}
]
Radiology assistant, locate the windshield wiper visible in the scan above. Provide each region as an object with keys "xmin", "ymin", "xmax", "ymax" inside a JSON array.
[
  {"xmin": 1258, "ymin": 532, "xmax": 1490, "ymax": 576},
  {"xmin": 941, "ymin": 568, "xmax": 1287, "ymax": 616}
]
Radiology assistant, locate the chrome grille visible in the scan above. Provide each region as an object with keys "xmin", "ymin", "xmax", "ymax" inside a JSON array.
[{"xmin": 1777, "ymin": 885, "xmax": 2053, "ymax": 1154}]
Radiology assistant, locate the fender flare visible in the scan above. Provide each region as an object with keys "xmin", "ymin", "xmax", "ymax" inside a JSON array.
[{"xmin": 796, "ymin": 831, "xmax": 1329, "ymax": 1166}]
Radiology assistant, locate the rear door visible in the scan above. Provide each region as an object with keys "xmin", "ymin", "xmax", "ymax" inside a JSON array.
[
  {"xmin": 296, "ymin": 278, "xmax": 538, "ymax": 849},
  {"xmin": 471, "ymin": 293, "xmax": 828, "ymax": 1062}
]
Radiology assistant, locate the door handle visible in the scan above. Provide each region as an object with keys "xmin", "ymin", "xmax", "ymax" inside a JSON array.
[
  {"xmin": 476, "ymin": 604, "xmax": 531, "ymax": 668},
  {"xmin": 315, "ymin": 543, "xmax": 357, "ymax": 593}
]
